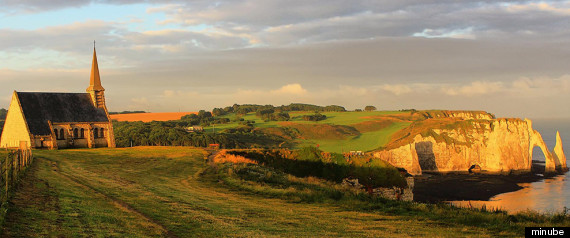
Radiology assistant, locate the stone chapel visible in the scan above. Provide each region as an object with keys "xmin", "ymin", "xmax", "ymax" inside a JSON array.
[{"xmin": 0, "ymin": 46, "xmax": 115, "ymax": 149}]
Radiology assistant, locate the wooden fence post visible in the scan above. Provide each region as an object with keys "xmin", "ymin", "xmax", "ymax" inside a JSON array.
[
  {"xmin": 1, "ymin": 149, "xmax": 33, "ymax": 204},
  {"xmin": 6, "ymin": 153, "xmax": 10, "ymax": 199}
]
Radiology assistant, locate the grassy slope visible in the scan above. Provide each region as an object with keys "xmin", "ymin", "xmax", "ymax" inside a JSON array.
[
  {"xmin": 213, "ymin": 111, "xmax": 405, "ymax": 130},
  {"xmin": 298, "ymin": 121, "xmax": 410, "ymax": 153},
  {"xmin": 208, "ymin": 111, "xmax": 409, "ymax": 152},
  {"xmin": 1, "ymin": 147, "xmax": 513, "ymax": 237}
]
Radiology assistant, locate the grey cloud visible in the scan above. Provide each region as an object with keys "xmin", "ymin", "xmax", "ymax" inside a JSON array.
[
  {"xmin": 137, "ymin": 1, "xmax": 569, "ymax": 47},
  {"xmin": 123, "ymin": 29, "xmax": 249, "ymax": 50},
  {"xmin": 1, "ymin": 0, "xmax": 570, "ymax": 118},
  {"xmin": 0, "ymin": 20, "xmax": 124, "ymax": 52},
  {"xmin": 0, "ymin": 0, "xmax": 92, "ymax": 13},
  {"xmin": 97, "ymin": 36, "xmax": 570, "ymax": 92}
]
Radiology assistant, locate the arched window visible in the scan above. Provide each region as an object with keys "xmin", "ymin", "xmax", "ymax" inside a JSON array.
[
  {"xmin": 73, "ymin": 128, "xmax": 78, "ymax": 138},
  {"xmin": 100, "ymin": 128, "xmax": 105, "ymax": 138},
  {"xmin": 54, "ymin": 129, "xmax": 58, "ymax": 139},
  {"xmin": 80, "ymin": 128, "xmax": 85, "ymax": 138},
  {"xmin": 60, "ymin": 129, "xmax": 64, "ymax": 140},
  {"xmin": 94, "ymin": 128, "xmax": 99, "ymax": 138}
]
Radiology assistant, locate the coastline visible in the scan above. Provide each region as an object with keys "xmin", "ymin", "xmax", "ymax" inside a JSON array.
[{"xmin": 413, "ymin": 162, "xmax": 556, "ymax": 203}]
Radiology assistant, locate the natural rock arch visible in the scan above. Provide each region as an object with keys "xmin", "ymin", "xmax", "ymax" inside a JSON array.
[
  {"xmin": 415, "ymin": 141, "xmax": 437, "ymax": 172},
  {"xmin": 525, "ymin": 119, "xmax": 566, "ymax": 173},
  {"xmin": 373, "ymin": 116, "xmax": 567, "ymax": 175}
]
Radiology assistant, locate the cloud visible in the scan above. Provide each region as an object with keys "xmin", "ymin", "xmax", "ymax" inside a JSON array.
[
  {"xmin": 506, "ymin": 2, "xmax": 570, "ymax": 15},
  {"xmin": 0, "ymin": 0, "xmax": 92, "ymax": 13},
  {"xmin": 377, "ymin": 84, "xmax": 413, "ymax": 95},
  {"xmin": 440, "ymin": 75, "xmax": 570, "ymax": 98},
  {"xmin": 442, "ymin": 81, "xmax": 504, "ymax": 96},
  {"xmin": 135, "ymin": 0, "xmax": 570, "ymax": 47},
  {"xmin": 270, "ymin": 83, "xmax": 307, "ymax": 95},
  {"xmin": 413, "ymin": 27, "xmax": 475, "ymax": 39},
  {"xmin": 511, "ymin": 75, "xmax": 570, "ymax": 94},
  {"xmin": 0, "ymin": 20, "xmax": 122, "ymax": 52},
  {"xmin": 1, "ymin": 1, "xmax": 570, "ymax": 118}
]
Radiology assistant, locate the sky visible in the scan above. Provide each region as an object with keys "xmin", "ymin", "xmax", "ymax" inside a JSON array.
[{"xmin": 0, "ymin": 0, "xmax": 569, "ymax": 118}]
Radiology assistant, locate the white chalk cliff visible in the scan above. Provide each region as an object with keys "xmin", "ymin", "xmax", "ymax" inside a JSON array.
[{"xmin": 373, "ymin": 115, "xmax": 568, "ymax": 175}]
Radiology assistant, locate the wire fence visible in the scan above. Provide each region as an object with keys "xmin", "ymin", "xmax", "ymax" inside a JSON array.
[{"xmin": 0, "ymin": 149, "xmax": 33, "ymax": 207}]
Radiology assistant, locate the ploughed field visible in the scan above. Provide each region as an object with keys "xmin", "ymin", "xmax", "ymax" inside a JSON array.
[
  {"xmin": 1, "ymin": 147, "xmax": 549, "ymax": 237},
  {"xmin": 110, "ymin": 112, "xmax": 197, "ymax": 122}
]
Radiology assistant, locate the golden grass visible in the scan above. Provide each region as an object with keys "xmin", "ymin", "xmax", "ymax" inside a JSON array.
[
  {"xmin": 110, "ymin": 112, "xmax": 197, "ymax": 122},
  {"xmin": 212, "ymin": 150, "xmax": 258, "ymax": 164},
  {"xmin": 1, "ymin": 147, "xmax": 503, "ymax": 237}
]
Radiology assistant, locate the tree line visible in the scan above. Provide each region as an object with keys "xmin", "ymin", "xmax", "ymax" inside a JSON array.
[
  {"xmin": 108, "ymin": 111, "xmax": 147, "ymax": 115},
  {"xmin": 0, "ymin": 108, "xmax": 6, "ymax": 136},
  {"xmin": 212, "ymin": 103, "xmax": 346, "ymax": 117},
  {"xmin": 180, "ymin": 110, "xmax": 230, "ymax": 126},
  {"xmin": 113, "ymin": 121, "xmax": 287, "ymax": 148}
]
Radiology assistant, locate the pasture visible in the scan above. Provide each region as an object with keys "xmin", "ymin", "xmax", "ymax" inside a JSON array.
[{"xmin": 0, "ymin": 147, "xmax": 536, "ymax": 237}]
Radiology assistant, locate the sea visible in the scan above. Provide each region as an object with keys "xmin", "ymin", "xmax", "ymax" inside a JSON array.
[{"xmin": 450, "ymin": 118, "xmax": 570, "ymax": 214}]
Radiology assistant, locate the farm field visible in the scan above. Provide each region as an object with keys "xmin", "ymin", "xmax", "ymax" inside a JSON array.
[
  {"xmin": 110, "ymin": 112, "xmax": 196, "ymax": 122},
  {"xmin": 209, "ymin": 111, "xmax": 411, "ymax": 152},
  {"xmin": 1, "ymin": 147, "xmax": 514, "ymax": 237}
]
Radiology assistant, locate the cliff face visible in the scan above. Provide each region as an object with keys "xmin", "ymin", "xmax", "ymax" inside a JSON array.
[
  {"xmin": 420, "ymin": 110, "xmax": 495, "ymax": 120},
  {"xmin": 374, "ymin": 116, "xmax": 567, "ymax": 175}
]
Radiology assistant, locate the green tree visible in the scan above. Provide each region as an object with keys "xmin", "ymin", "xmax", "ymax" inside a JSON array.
[
  {"xmin": 364, "ymin": 106, "xmax": 377, "ymax": 111},
  {"xmin": 0, "ymin": 108, "xmax": 7, "ymax": 120},
  {"xmin": 212, "ymin": 108, "xmax": 226, "ymax": 117}
]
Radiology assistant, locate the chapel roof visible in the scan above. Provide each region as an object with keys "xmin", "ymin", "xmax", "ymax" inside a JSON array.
[{"xmin": 16, "ymin": 92, "xmax": 109, "ymax": 136}]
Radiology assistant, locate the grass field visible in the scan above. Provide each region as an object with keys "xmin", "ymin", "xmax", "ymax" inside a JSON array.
[
  {"xmin": 297, "ymin": 121, "xmax": 411, "ymax": 153},
  {"xmin": 3, "ymin": 147, "xmax": 560, "ymax": 237},
  {"xmin": 207, "ymin": 111, "xmax": 410, "ymax": 152},
  {"xmin": 213, "ymin": 111, "xmax": 406, "ymax": 130}
]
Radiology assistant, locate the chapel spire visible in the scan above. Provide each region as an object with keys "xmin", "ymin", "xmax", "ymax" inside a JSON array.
[
  {"xmin": 87, "ymin": 42, "xmax": 105, "ymax": 92},
  {"xmin": 86, "ymin": 42, "xmax": 107, "ymax": 109}
]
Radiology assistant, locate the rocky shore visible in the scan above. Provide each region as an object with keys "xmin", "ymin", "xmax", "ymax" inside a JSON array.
[{"xmin": 413, "ymin": 161, "xmax": 558, "ymax": 203}]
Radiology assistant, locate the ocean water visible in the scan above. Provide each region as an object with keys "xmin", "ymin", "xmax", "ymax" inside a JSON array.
[{"xmin": 451, "ymin": 118, "xmax": 570, "ymax": 214}]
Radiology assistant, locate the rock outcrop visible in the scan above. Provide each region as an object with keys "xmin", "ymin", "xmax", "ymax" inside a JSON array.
[
  {"xmin": 554, "ymin": 131, "xmax": 567, "ymax": 169},
  {"xmin": 342, "ymin": 177, "xmax": 414, "ymax": 201},
  {"xmin": 374, "ymin": 115, "xmax": 567, "ymax": 175}
]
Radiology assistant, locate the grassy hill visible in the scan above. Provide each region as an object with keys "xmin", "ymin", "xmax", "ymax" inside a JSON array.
[
  {"xmin": 1, "ymin": 147, "xmax": 567, "ymax": 237},
  {"xmin": 206, "ymin": 111, "xmax": 412, "ymax": 153},
  {"xmin": 110, "ymin": 108, "xmax": 501, "ymax": 154}
]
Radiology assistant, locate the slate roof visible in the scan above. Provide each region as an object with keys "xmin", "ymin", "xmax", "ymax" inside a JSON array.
[{"xmin": 17, "ymin": 92, "xmax": 109, "ymax": 136}]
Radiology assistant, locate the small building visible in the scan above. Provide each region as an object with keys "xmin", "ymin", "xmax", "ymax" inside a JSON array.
[
  {"xmin": 185, "ymin": 126, "xmax": 204, "ymax": 132},
  {"xmin": 0, "ymin": 46, "xmax": 115, "ymax": 149}
]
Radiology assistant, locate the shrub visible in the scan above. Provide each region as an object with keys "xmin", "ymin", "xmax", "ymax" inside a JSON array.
[
  {"xmin": 302, "ymin": 113, "xmax": 327, "ymax": 121},
  {"xmin": 226, "ymin": 148, "xmax": 407, "ymax": 189}
]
